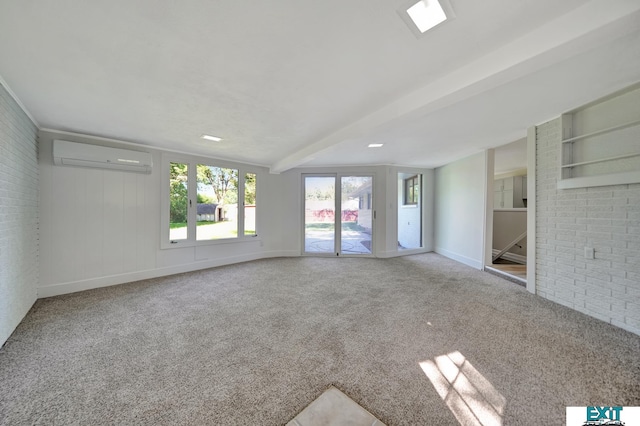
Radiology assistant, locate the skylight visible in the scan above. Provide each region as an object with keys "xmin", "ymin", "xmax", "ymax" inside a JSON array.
[
  {"xmin": 368, "ymin": 143, "xmax": 384, "ymax": 148},
  {"xmin": 406, "ymin": 0, "xmax": 447, "ymax": 33}
]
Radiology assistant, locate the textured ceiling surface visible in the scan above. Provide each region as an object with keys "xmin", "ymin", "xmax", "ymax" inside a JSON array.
[{"xmin": 1, "ymin": 0, "xmax": 639, "ymax": 172}]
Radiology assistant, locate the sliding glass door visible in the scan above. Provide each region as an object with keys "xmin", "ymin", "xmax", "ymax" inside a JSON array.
[
  {"xmin": 304, "ymin": 174, "xmax": 373, "ymax": 256},
  {"xmin": 304, "ymin": 176, "xmax": 336, "ymax": 254}
]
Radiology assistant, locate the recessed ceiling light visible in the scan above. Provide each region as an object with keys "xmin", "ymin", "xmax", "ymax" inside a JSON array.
[
  {"xmin": 407, "ymin": 0, "xmax": 447, "ymax": 33},
  {"xmin": 201, "ymin": 134, "xmax": 222, "ymax": 142},
  {"xmin": 368, "ymin": 143, "xmax": 384, "ymax": 148}
]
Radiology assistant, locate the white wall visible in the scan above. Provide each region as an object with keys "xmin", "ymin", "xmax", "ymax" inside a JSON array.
[
  {"xmin": 434, "ymin": 151, "xmax": 489, "ymax": 269},
  {"xmin": 38, "ymin": 130, "xmax": 287, "ymax": 297},
  {"xmin": 535, "ymin": 89, "xmax": 640, "ymax": 335},
  {"xmin": 38, "ymin": 135, "xmax": 435, "ymax": 297},
  {"xmin": 278, "ymin": 165, "xmax": 434, "ymax": 257},
  {"xmin": 0, "ymin": 83, "xmax": 39, "ymax": 345}
]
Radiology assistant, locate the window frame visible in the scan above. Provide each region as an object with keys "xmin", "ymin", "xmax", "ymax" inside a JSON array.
[
  {"xmin": 161, "ymin": 153, "xmax": 259, "ymax": 249},
  {"xmin": 404, "ymin": 175, "xmax": 419, "ymax": 205}
]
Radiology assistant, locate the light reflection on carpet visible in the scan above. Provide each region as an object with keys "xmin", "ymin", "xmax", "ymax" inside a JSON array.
[{"xmin": 420, "ymin": 351, "xmax": 506, "ymax": 426}]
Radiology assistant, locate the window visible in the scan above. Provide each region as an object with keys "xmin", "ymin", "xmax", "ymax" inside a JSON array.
[
  {"xmin": 162, "ymin": 155, "xmax": 258, "ymax": 248},
  {"xmin": 169, "ymin": 162, "xmax": 189, "ymax": 241},
  {"xmin": 244, "ymin": 173, "xmax": 256, "ymax": 236},
  {"xmin": 404, "ymin": 175, "xmax": 419, "ymax": 205},
  {"xmin": 359, "ymin": 192, "xmax": 372, "ymax": 210},
  {"xmin": 196, "ymin": 165, "xmax": 239, "ymax": 240}
]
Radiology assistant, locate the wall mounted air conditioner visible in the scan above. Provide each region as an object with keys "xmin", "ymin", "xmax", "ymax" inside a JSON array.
[{"xmin": 53, "ymin": 140, "xmax": 153, "ymax": 174}]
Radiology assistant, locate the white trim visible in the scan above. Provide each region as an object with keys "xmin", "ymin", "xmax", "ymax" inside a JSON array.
[
  {"xmin": 483, "ymin": 149, "xmax": 495, "ymax": 267},
  {"xmin": 526, "ymin": 126, "xmax": 536, "ymax": 294},
  {"xmin": 0, "ymin": 73, "xmax": 40, "ymax": 128},
  {"xmin": 434, "ymin": 247, "xmax": 484, "ymax": 270},
  {"xmin": 493, "ymin": 208, "xmax": 527, "ymax": 212},
  {"xmin": 494, "ymin": 168, "xmax": 527, "ymax": 180},
  {"xmin": 378, "ymin": 248, "xmax": 430, "ymax": 258},
  {"xmin": 37, "ymin": 250, "xmax": 299, "ymax": 298},
  {"xmin": 491, "ymin": 249, "xmax": 526, "ymax": 265},
  {"xmin": 557, "ymin": 171, "xmax": 640, "ymax": 189}
]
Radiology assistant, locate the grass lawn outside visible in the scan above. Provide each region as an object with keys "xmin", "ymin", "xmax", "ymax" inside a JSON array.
[
  {"xmin": 169, "ymin": 221, "xmax": 255, "ymax": 240},
  {"xmin": 305, "ymin": 221, "xmax": 365, "ymax": 232}
]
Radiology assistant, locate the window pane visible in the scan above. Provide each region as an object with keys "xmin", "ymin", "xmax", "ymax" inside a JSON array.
[
  {"xmin": 304, "ymin": 176, "xmax": 335, "ymax": 253},
  {"xmin": 341, "ymin": 176, "xmax": 372, "ymax": 255},
  {"xmin": 169, "ymin": 162, "xmax": 188, "ymax": 241},
  {"xmin": 196, "ymin": 165, "xmax": 238, "ymax": 240},
  {"xmin": 244, "ymin": 173, "xmax": 257, "ymax": 236},
  {"xmin": 404, "ymin": 176, "xmax": 419, "ymax": 205}
]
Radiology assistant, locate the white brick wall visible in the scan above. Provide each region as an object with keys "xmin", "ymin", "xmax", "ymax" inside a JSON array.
[
  {"xmin": 535, "ymin": 118, "xmax": 640, "ymax": 335},
  {"xmin": 0, "ymin": 82, "xmax": 38, "ymax": 346}
]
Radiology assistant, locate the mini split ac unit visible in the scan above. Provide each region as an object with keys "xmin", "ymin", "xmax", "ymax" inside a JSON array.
[{"xmin": 53, "ymin": 140, "xmax": 153, "ymax": 174}]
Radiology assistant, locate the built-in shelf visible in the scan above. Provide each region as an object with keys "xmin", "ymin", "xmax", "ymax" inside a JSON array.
[
  {"xmin": 558, "ymin": 89, "xmax": 640, "ymax": 189},
  {"xmin": 562, "ymin": 152, "xmax": 640, "ymax": 169},
  {"xmin": 561, "ymin": 119, "xmax": 640, "ymax": 143}
]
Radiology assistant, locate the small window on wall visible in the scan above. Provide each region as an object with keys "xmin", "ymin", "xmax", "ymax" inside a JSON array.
[
  {"xmin": 162, "ymin": 154, "xmax": 258, "ymax": 248},
  {"xmin": 244, "ymin": 173, "xmax": 257, "ymax": 236},
  {"xmin": 169, "ymin": 162, "xmax": 189, "ymax": 241},
  {"xmin": 404, "ymin": 175, "xmax": 419, "ymax": 205}
]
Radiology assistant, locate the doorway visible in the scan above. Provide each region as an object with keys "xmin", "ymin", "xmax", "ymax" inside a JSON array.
[
  {"xmin": 486, "ymin": 139, "xmax": 528, "ymax": 285},
  {"xmin": 303, "ymin": 174, "xmax": 373, "ymax": 256}
]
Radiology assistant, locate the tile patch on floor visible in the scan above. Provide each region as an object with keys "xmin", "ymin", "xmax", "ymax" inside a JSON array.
[{"xmin": 287, "ymin": 386, "xmax": 385, "ymax": 426}]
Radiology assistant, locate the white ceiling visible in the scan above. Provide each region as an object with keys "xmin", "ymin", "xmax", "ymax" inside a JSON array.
[{"xmin": 1, "ymin": 0, "xmax": 639, "ymax": 173}]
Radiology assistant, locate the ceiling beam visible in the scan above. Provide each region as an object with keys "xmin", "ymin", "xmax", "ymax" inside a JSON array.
[{"xmin": 270, "ymin": 0, "xmax": 640, "ymax": 173}]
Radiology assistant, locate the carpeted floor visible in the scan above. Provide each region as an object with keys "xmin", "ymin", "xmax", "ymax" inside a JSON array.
[{"xmin": 0, "ymin": 253, "xmax": 638, "ymax": 425}]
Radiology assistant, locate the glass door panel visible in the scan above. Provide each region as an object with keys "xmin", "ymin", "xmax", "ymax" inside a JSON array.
[
  {"xmin": 341, "ymin": 176, "xmax": 373, "ymax": 254},
  {"xmin": 398, "ymin": 173, "xmax": 422, "ymax": 250},
  {"xmin": 304, "ymin": 176, "xmax": 336, "ymax": 254}
]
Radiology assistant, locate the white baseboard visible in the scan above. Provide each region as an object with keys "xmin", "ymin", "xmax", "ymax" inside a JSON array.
[
  {"xmin": 491, "ymin": 249, "xmax": 526, "ymax": 264},
  {"xmin": 37, "ymin": 250, "xmax": 300, "ymax": 298},
  {"xmin": 434, "ymin": 247, "xmax": 483, "ymax": 270},
  {"xmin": 377, "ymin": 248, "xmax": 430, "ymax": 258}
]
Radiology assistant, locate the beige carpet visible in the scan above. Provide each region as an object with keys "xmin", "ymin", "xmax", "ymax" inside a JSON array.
[{"xmin": 1, "ymin": 253, "xmax": 638, "ymax": 425}]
